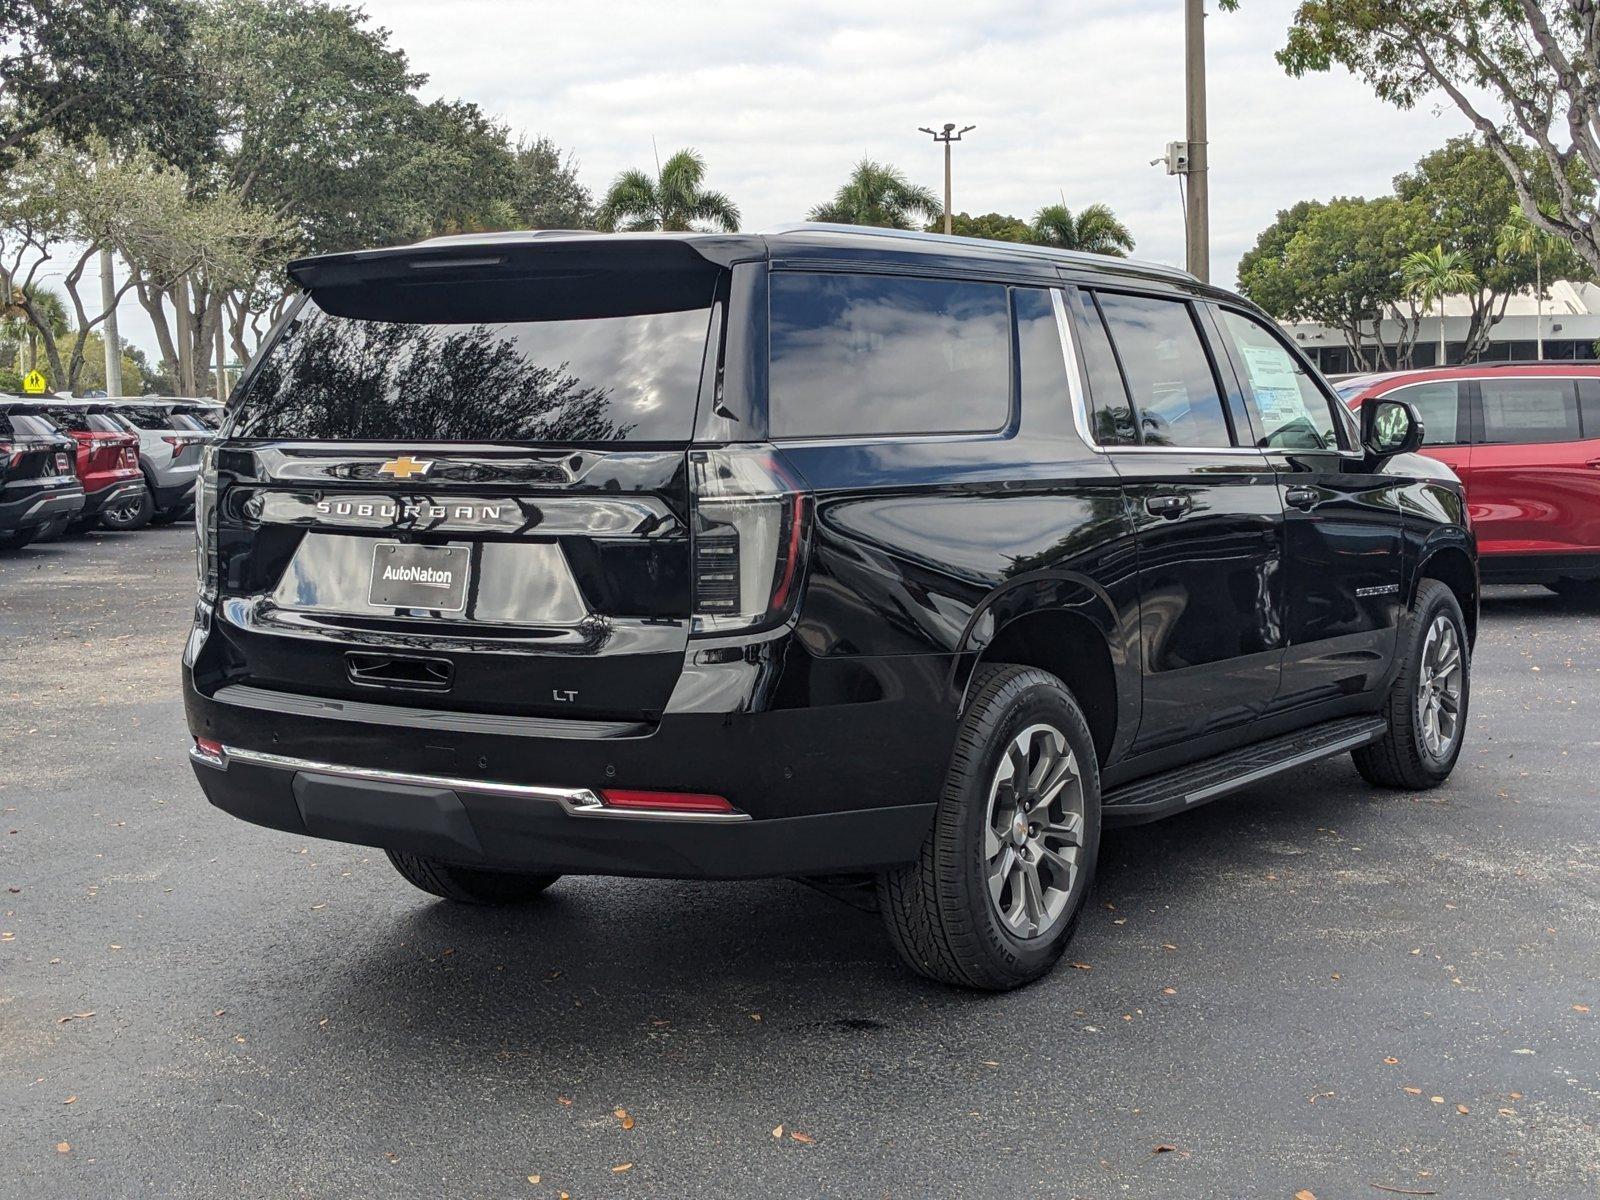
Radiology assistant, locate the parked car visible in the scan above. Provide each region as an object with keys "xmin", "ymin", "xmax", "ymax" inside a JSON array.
[
  {"xmin": 1339, "ymin": 363, "xmax": 1600, "ymax": 599},
  {"xmin": 105, "ymin": 398, "xmax": 216, "ymax": 524},
  {"xmin": 11, "ymin": 400, "xmax": 148, "ymax": 531},
  {"xmin": 184, "ymin": 225, "xmax": 1477, "ymax": 989},
  {"xmin": 0, "ymin": 403, "xmax": 85, "ymax": 549}
]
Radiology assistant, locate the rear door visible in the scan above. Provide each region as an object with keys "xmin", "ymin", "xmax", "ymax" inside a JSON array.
[
  {"xmin": 1208, "ymin": 305, "xmax": 1404, "ymax": 709},
  {"xmin": 1076, "ymin": 287, "xmax": 1287, "ymax": 755},
  {"xmin": 1467, "ymin": 374, "xmax": 1600, "ymax": 557},
  {"xmin": 206, "ymin": 258, "xmax": 727, "ymax": 724}
]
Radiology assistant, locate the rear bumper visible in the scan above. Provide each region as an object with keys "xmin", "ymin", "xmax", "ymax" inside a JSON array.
[
  {"xmin": 182, "ymin": 656, "xmax": 955, "ymax": 879},
  {"xmin": 81, "ymin": 477, "xmax": 147, "ymax": 518},
  {"xmin": 0, "ymin": 479, "xmax": 85, "ymax": 532}
]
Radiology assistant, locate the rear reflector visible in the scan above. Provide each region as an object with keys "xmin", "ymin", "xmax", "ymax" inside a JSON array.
[
  {"xmin": 599, "ymin": 788, "xmax": 736, "ymax": 814},
  {"xmin": 192, "ymin": 737, "xmax": 226, "ymax": 766}
]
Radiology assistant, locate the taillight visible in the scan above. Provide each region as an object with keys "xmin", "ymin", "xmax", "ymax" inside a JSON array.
[
  {"xmin": 599, "ymin": 788, "xmax": 737, "ymax": 814},
  {"xmin": 689, "ymin": 446, "xmax": 810, "ymax": 635},
  {"xmin": 195, "ymin": 444, "xmax": 218, "ymax": 600}
]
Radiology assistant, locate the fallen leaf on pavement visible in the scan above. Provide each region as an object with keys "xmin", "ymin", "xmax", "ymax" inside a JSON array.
[
  {"xmin": 1383, "ymin": 1057, "xmax": 1399, "ymax": 1064},
  {"xmin": 1152, "ymin": 1144, "xmax": 1179, "ymax": 1154},
  {"xmin": 1069, "ymin": 962, "xmax": 1092, "ymax": 970},
  {"xmin": 611, "ymin": 1162, "xmax": 632, "ymax": 1173},
  {"xmin": 526, "ymin": 1175, "xmax": 539, "ymax": 1184},
  {"xmin": 55, "ymin": 1012, "xmax": 94, "ymax": 1024},
  {"xmin": 771, "ymin": 1125, "xmax": 783, "ymax": 1138},
  {"xmin": 1296, "ymin": 1191, "xmax": 1317, "ymax": 1200},
  {"xmin": 790, "ymin": 1131, "xmax": 815, "ymax": 1145},
  {"xmin": 55, "ymin": 1143, "xmax": 69, "ymax": 1154},
  {"xmin": 62, "ymin": 1096, "xmax": 76, "ymax": 1105},
  {"xmin": 1456, "ymin": 1104, "xmax": 1469, "ymax": 1115},
  {"xmin": 1369, "ymin": 1186, "xmax": 1436, "ymax": 1196},
  {"xmin": 1402, "ymin": 1087, "xmax": 1422, "ymax": 1095}
]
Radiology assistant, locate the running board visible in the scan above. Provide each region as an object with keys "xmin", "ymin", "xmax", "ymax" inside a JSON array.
[{"xmin": 1101, "ymin": 715, "xmax": 1388, "ymax": 826}]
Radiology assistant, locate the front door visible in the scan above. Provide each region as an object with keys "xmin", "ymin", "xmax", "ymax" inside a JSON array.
[
  {"xmin": 1075, "ymin": 288, "xmax": 1287, "ymax": 755},
  {"xmin": 1208, "ymin": 305, "xmax": 1404, "ymax": 710}
]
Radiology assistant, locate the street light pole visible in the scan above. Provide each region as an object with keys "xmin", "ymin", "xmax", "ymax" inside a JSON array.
[
  {"xmin": 99, "ymin": 249, "xmax": 123, "ymax": 395},
  {"xmin": 1184, "ymin": 0, "xmax": 1210, "ymax": 282},
  {"xmin": 919, "ymin": 123, "xmax": 975, "ymax": 235}
]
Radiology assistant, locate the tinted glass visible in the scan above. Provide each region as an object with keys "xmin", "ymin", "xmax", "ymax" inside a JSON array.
[
  {"xmin": 230, "ymin": 295, "xmax": 714, "ymax": 443},
  {"xmin": 1219, "ymin": 309, "xmax": 1340, "ymax": 450},
  {"xmin": 1015, "ymin": 287, "xmax": 1069, "ymax": 422},
  {"xmin": 1478, "ymin": 377, "xmax": 1581, "ymax": 444},
  {"xmin": 768, "ymin": 272, "xmax": 1010, "ymax": 439},
  {"xmin": 40, "ymin": 408, "xmax": 122, "ymax": 434},
  {"xmin": 117, "ymin": 405, "xmax": 178, "ymax": 430},
  {"xmin": 1383, "ymin": 382, "xmax": 1462, "ymax": 446},
  {"xmin": 9, "ymin": 413, "xmax": 58, "ymax": 436},
  {"xmin": 1095, "ymin": 292, "xmax": 1232, "ymax": 448},
  {"xmin": 1578, "ymin": 379, "xmax": 1600, "ymax": 437},
  {"xmin": 1076, "ymin": 294, "xmax": 1137, "ymax": 445}
]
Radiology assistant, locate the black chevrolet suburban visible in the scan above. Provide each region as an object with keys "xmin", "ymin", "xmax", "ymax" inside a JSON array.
[{"xmin": 184, "ymin": 225, "xmax": 1476, "ymax": 989}]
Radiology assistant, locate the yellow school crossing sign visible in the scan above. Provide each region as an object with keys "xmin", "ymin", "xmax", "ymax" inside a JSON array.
[{"xmin": 21, "ymin": 369, "xmax": 47, "ymax": 394}]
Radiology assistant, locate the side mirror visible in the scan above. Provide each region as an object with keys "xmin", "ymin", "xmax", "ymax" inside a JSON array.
[{"xmin": 1362, "ymin": 397, "xmax": 1424, "ymax": 461}]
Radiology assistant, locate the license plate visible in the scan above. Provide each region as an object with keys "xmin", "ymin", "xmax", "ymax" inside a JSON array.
[
  {"xmin": 54, "ymin": 452, "xmax": 70, "ymax": 474},
  {"xmin": 368, "ymin": 542, "xmax": 470, "ymax": 612}
]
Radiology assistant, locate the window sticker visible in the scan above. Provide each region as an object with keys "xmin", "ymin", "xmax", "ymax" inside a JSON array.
[{"xmin": 1239, "ymin": 344, "xmax": 1305, "ymax": 426}]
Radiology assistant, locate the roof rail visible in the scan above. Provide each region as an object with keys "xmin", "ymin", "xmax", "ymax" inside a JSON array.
[{"xmin": 762, "ymin": 221, "xmax": 1196, "ymax": 281}]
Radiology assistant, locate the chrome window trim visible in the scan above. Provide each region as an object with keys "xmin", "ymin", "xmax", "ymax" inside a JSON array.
[
  {"xmin": 190, "ymin": 744, "xmax": 752, "ymax": 823},
  {"xmin": 1051, "ymin": 287, "xmax": 1268, "ymax": 459}
]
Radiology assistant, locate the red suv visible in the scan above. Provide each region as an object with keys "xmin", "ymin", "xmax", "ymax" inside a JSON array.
[
  {"xmin": 1340, "ymin": 363, "xmax": 1600, "ymax": 598},
  {"xmin": 11, "ymin": 401, "xmax": 149, "ymax": 531}
]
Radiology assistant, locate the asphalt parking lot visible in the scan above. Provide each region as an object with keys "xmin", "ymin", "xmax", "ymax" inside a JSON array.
[{"xmin": 2, "ymin": 526, "xmax": 1597, "ymax": 1199}]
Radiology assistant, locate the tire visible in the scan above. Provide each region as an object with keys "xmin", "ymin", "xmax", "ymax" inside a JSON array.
[
  {"xmin": 0, "ymin": 527, "xmax": 37, "ymax": 551},
  {"xmin": 878, "ymin": 664, "xmax": 1102, "ymax": 990},
  {"xmin": 98, "ymin": 488, "xmax": 153, "ymax": 531},
  {"xmin": 149, "ymin": 506, "xmax": 182, "ymax": 526},
  {"xmin": 1352, "ymin": 579, "xmax": 1470, "ymax": 790},
  {"xmin": 36, "ymin": 516, "xmax": 70, "ymax": 541},
  {"xmin": 385, "ymin": 850, "xmax": 560, "ymax": 905}
]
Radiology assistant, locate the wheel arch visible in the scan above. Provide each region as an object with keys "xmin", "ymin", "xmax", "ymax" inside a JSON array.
[
  {"xmin": 950, "ymin": 571, "xmax": 1135, "ymax": 769},
  {"xmin": 1415, "ymin": 540, "xmax": 1478, "ymax": 648}
]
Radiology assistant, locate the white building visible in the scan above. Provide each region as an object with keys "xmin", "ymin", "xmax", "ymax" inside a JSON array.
[{"xmin": 1281, "ymin": 280, "xmax": 1600, "ymax": 375}]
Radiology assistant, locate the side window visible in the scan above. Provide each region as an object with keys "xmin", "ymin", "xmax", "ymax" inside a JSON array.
[
  {"xmin": 1578, "ymin": 379, "xmax": 1600, "ymax": 437},
  {"xmin": 1094, "ymin": 291, "xmax": 1233, "ymax": 449},
  {"xmin": 1478, "ymin": 377, "xmax": 1581, "ymax": 444},
  {"xmin": 1383, "ymin": 382, "xmax": 1463, "ymax": 446},
  {"xmin": 1217, "ymin": 309, "xmax": 1340, "ymax": 450},
  {"xmin": 768, "ymin": 272, "xmax": 1011, "ymax": 439},
  {"xmin": 1014, "ymin": 287, "xmax": 1070, "ymax": 424},
  {"xmin": 1074, "ymin": 292, "xmax": 1138, "ymax": 445}
]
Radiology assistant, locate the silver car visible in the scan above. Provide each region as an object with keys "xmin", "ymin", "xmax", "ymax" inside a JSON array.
[{"xmin": 104, "ymin": 398, "xmax": 216, "ymax": 523}]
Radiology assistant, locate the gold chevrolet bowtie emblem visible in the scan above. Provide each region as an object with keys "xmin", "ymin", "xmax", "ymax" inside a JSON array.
[{"xmin": 377, "ymin": 455, "xmax": 434, "ymax": 480}]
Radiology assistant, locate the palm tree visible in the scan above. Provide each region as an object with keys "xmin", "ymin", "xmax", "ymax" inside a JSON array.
[
  {"xmin": 2, "ymin": 285, "xmax": 69, "ymax": 376},
  {"xmin": 596, "ymin": 148, "xmax": 739, "ymax": 233},
  {"xmin": 1497, "ymin": 210, "xmax": 1555, "ymax": 360},
  {"xmin": 1030, "ymin": 203, "xmax": 1135, "ymax": 257},
  {"xmin": 1403, "ymin": 245, "xmax": 1478, "ymax": 365},
  {"xmin": 809, "ymin": 160, "xmax": 940, "ymax": 230}
]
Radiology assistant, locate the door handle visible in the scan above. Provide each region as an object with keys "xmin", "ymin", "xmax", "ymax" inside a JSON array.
[
  {"xmin": 1145, "ymin": 494, "xmax": 1190, "ymax": 519},
  {"xmin": 1284, "ymin": 486, "xmax": 1319, "ymax": 510},
  {"xmin": 1586, "ymin": 459, "xmax": 1600, "ymax": 469}
]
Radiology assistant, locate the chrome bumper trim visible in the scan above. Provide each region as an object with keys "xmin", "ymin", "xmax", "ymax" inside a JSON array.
[{"xmin": 189, "ymin": 744, "xmax": 751, "ymax": 823}]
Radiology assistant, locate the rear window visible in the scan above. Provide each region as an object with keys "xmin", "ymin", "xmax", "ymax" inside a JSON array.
[
  {"xmin": 117, "ymin": 405, "xmax": 185, "ymax": 430},
  {"xmin": 229, "ymin": 294, "xmax": 715, "ymax": 444},
  {"xmin": 768, "ymin": 272, "xmax": 1011, "ymax": 439},
  {"xmin": 39, "ymin": 408, "xmax": 123, "ymax": 434},
  {"xmin": 7, "ymin": 413, "xmax": 58, "ymax": 436}
]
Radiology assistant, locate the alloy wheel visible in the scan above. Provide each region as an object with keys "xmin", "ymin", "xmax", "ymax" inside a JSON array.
[
  {"xmin": 983, "ymin": 723, "xmax": 1085, "ymax": 939},
  {"xmin": 1416, "ymin": 614, "xmax": 1464, "ymax": 760}
]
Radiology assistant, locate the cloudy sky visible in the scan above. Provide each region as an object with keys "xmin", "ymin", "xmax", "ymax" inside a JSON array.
[{"xmin": 96, "ymin": 0, "xmax": 1478, "ymax": 363}]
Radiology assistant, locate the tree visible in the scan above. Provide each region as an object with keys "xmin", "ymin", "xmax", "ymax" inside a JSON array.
[
  {"xmin": 0, "ymin": 0, "xmax": 213, "ymax": 171},
  {"xmin": 1030, "ymin": 202, "xmax": 1135, "ymax": 257},
  {"xmin": 1392, "ymin": 137, "xmax": 1586, "ymax": 360},
  {"xmin": 511, "ymin": 135, "xmax": 594, "ymax": 229},
  {"xmin": 809, "ymin": 160, "xmax": 939, "ymax": 229},
  {"xmin": 1403, "ymin": 245, "xmax": 1477, "ymax": 364},
  {"xmin": 935, "ymin": 211, "xmax": 1035, "ymax": 243},
  {"xmin": 1497, "ymin": 207, "xmax": 1563, "ymax": 358},
  {"xmin": 1272, "ymin": 1, "xmax": 1600, "ymax": 279},
  {"xmin": 1239, "ymin": 195, "xmax": 1431, "ymax": 371},
  {"xmin": 597, "ymin": 148, "xmax": 738, "ymax": 233}
]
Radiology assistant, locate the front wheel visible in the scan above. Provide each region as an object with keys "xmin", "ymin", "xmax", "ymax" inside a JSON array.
[
  {"xmin": 386, "ymin": 850, "xmax": 560, "ymax": 905},
  {"xmin": 879, "ymin": 664, "xmax": 1101, "ymax": 991},
  {"xmin": 1353, "ymin": 579, "xmax": 1470, "ymax": 790}
]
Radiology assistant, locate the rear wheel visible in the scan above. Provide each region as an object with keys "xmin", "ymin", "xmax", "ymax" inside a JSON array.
[
  {"xmin": 386, "ymin": 850, "xmax": 560, "ymax": 905},
  {"xmin": 878, "ymin": 664, "xmax": 1101, "ymax": 991},
  {"xmin": 0, "ymin": 527, "xmax": 37, "ymax": 551},
  {"xmin": 99, "ymin": 488, "xmax": 152, "ymax": 531},
  {"xmin": 1353, "ymin": 579, "xmax": 1469, "ymax": 790}
]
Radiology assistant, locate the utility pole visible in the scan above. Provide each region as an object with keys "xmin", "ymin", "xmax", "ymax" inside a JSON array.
[
  {"xmin": 919, "ymin": 122, "xmax": 975, "ymax": 235},
  {"xmin": 99, "ymin": 249, "xmax": 123, "ymax": 395},
  {"xmin": 214, "ymin": 316, "xmax": 229, "ymax": 402},
  {"xmin": 1184, "ymin": 0, "xmax": 1210, "ymax": 282},
  {"xmin": 173, "ymin": 277, "xmax": 194, "ymax": 396}
]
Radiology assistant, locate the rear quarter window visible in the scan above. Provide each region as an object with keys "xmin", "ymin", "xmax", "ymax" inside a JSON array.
[
  {"xmin": 1478, "ymin": 377, "xmax": 1581, "ymax": 444},
  {"xmin": 767, "ymin": 272, "xmax": 1011, "ymax": 439}
]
